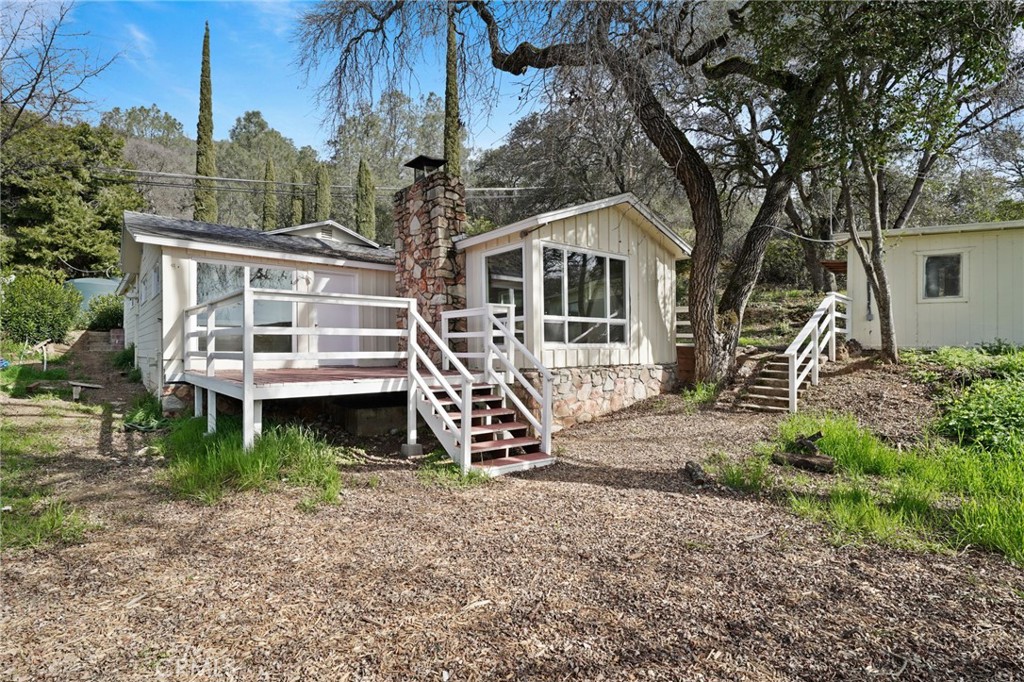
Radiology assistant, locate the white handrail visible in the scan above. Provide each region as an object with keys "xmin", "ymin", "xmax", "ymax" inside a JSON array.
[{"xmin": 783, "ymin": 292, "xmax": 850, "ymax": 412}]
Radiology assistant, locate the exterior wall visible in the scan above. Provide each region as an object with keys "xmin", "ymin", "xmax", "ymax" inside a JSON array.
[
  {"xmin": 521, "ymin": 364, "xmax": 677, "ymax": 430},
  {"xmin": 847, "ymin": 229, "xmax": 1024, "ymax": 348},
  {"xmin": 356, "ymin": 268, "xmax": 399, "ymax": 367},
  {"xmin": 135, "ymin": 243, "xmax": 164, "ymax": 392},
  {"xmin": 464, "ymin": 205, "xmax": 679, "ymax": 369},
  {"xmin": 123, "ymin": 292, "xmax": 138, "ymax": 350},
  {"xmin": 393, "ymin": 171, "xmax": 467, "ymax": 360}
]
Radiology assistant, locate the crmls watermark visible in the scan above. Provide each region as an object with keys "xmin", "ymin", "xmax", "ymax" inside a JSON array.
[{"xmin": 154, "ymin": 646, "xmax": 244, "ymax": 680}]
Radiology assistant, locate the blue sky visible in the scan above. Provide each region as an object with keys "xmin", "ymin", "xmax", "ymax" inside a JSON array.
[{"xmin": 69, "ymin": 0, "xmax": 536, "ymax": 155}]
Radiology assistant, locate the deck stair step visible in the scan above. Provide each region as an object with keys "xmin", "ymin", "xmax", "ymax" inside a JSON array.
[
  {"xmin": 472, "ymin": 451, "xmax": 555, "ymax": 476},
  {"xmin": 470, "ymin": 436, "xmax": 541, "ymax": 454},
  {"xmin": 470, "ymin": 421, "xmax": 529, "ymax": 436},
  {"xmin": 434, "ymin": 393, "xmax": 504, "ymax": 407},
  {"xmin": 449, "ymin": 407, "xmax": 517, "ymax": 421}
]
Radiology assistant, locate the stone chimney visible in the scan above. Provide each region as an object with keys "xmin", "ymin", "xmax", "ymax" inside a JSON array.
[{"xmin": 393, "ymin": 157, "xmax": 467, "ymax": 361}]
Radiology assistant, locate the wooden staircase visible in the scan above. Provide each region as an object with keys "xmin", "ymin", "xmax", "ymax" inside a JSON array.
[
  {"xmin": 735, "ymin": 353, "xmax": 806, "ymax": 413},
  {"xmin": 425, "ymin": 383, "xmax": 555, "ymax": 476}
]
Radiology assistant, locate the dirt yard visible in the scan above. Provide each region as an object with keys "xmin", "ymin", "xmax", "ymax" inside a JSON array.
[{"xmin": 1, "ymin": 348, "xmax": 1021, "ymax": 681}]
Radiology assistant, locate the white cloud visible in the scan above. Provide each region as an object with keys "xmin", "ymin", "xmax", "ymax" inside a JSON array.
[{"xmin": 126, "ymin": 23, "xmax": 155, "ymax": 60}]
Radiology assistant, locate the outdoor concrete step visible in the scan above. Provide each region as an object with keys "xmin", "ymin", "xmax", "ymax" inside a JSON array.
[
  {"xmin": 742, "ymin": 392, "xmax": 790, "ymax": 405},
  {"xmin": 471, "ymin": 421, "xmax": 529, "ymax": 436},
  {"xmin": 745, "ymin": 386, "xmax": 792, "ymax": 398},
  {"xmin": 736, "ymin": 402, "xmax": 791, "ymax": 413},
  {"xmin": 755, "ymin": 377, "xmax": 791, "ymax": 388},
  {"xmin": 472, "ymin": 451, "xmax": 555, "ymax": 477},
  {"xmin": 471, "ymin": 436, "xmax": 541, "ymax": 454},
  {"xmin": 760, "ymin": 369, "xmax": 790, "ymax": 379}
]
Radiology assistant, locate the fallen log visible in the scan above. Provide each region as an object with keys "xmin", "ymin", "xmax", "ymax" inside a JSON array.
[{"xmin": 771, "ymin": 450, "xmax": 835, "ymax": 474}]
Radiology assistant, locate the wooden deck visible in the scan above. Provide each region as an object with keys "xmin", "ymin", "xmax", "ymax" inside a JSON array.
[{"xmin": 184, "ymin": 366, "xmax": 462, "ymax": 401}]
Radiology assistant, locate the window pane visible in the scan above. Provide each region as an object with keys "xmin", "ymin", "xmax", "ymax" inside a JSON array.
[
  {"xmin": 924, "ymin": 255, "xmax": 961, "ymax": 298},
  {"xmin": 543, "ymin": 247, "xmax": 564, "ymax": 316},
  {"xmin": 544, "ymin": 321, "xmax": 565, "ymax": 343},
  {"xmin": 196, "ymin": 264, "xmax": 294, "ymax": 352},
  {"xmin": 568, "ymin": 321, "xmax": 607, "ymax": 344},
  {"xmin": 609, "ymin": 258, "xmax": 626, "ymax": 319},
  {"xmin": 567, "ymin": 252, "xmax": 606, "ymax": 317},
  {"xmin": 486, "ymin": 249, "xmax": 524, "ymax": 318},
  {"xmin": 609, "ymin": 323, "xmax": 626, "ymax": 344}
]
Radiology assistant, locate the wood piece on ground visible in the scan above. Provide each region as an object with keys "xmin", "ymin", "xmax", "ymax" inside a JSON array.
[
  {"xmin": 68, "ymin": 381, "xmax": 104, "ymax": 401},
  {"xmin": 772, "ymin": 450, "xmax": 836, "ymax": 473}
]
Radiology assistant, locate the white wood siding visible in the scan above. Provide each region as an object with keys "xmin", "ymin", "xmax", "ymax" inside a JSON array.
[
  {"xmin": 135, "ymin": 244, "xmax": 163, "ymax": 391},
  {"xmin": 847, "ymin": 229, "xmax": 1024, "ymax": 348},
  {"xmin": 465, "ymin": 205, "xmax": 678, "ymax": 368},
  {"xmin": 356, "ymin": 268, "xmax": 398, "ymax": 366}
]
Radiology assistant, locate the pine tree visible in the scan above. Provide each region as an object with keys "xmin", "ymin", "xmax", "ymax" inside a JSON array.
[
  {"xmin": 193, "ymin": 21, "xmax": 218, "ymax": 222},
  {"xmin": 261, "ymin": 157, "xmax": 277, "ymax": 230},
  {"xmin": 290, "ymin": 168, "xmax": 304, "ymax": 225},
  {"xmin": 315, "ymin": 164, "xmax": 332, "ymax": 221},
  {"xmin": 355, "ymin": 158, "xmax": 376, "ymax": 240},
  {"xmin": 442, "ymin": 4, "xmax": 461, "ymax": 175}
]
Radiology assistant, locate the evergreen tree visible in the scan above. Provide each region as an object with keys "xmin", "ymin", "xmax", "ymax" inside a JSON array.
[
  {"xmin": 315, "ymin": 164, "xmax": 332, "ymax": 221},
  {"xmin": 354, "ymin": 158, "xmax": 376, "ymax": 240},
  {"xmin": 290, "ymin": 168, "xmax": 304, "ymax": 225},
  {"xmin": 193, "ymin": 22, "xmax": 218, "ymax": 223},
  {"xmin": 261, "ymin": 157, "xmax": 277, "ymax": 230},
  {"xmin": 442, "ymin": 4, "xmax": 460, "ymax": 175}
]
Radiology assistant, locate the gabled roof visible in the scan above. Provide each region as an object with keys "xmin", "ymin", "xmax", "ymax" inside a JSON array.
[
  {"xmin": 267, "ymin": 219, "xmax": 380, "ymax": 248},
  {"xmin": 121, "ymin": 212, "xmax": 395, "ymax": 273},
  {"xmin": 454, "ymin": 193, "xmax": 692, "ymax": 257}
]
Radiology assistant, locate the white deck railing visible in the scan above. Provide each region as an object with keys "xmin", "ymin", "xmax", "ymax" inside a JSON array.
[
  {"xmin": 441, "ymin": 305, "xmax": 554, "ymax": 454},
  {"xmin": 783, "ymin": 292, "xmax": 850, "ymax": 412},
  {"xmin": 182, "ymin": 271, "xmax": 478, "ymax": 468}
]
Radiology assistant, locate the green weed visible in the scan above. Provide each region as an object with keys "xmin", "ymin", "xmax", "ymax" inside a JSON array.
[
  {"xmin": 112, "ymin": 344, "xmax": 136, "ymax": 371},
  {"xmin": 123, "ymin": 393, "xmax": 167, "ymax": 432},
  {"xmin": 936, "ymin": 378, "xmax": 1024, "ymax": 451},
  {"xmin": 126, "ymin": 366, "xmax": 143, "ymax": 383},
  {"xmin": 680, "ymin": 382, "xmax": 718, "ymax": 411},
  {"xmin": 160, "ymin": 417, "xmax": 351, "ymax": 506},
  {"xmin": 718, "ymin": 454, "xmax": 772, "ymax": 493},
  {"xmin": 416, "ymin": 450, "xmax": 490, "ymax": 488}
]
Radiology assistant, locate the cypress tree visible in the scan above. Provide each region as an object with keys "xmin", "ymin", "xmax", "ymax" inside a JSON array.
[
  {"xmin": 261, "ymin": 157, "xmax": 277, "ymax": 231},
  {"xmin": 315, "ymin": 164, "xmax": 332, "ymax": 221},
  {"xmin": 442, "ymin": 4, "xmax": 461, "ymax": 175},
  {"xmin": 193, "ymin": 21, "xmax": 218, "ymax": 222},
  {"xmin": 354, "ymin": 158, "xmax": 376, "ymax": 240},
  {"xmin": 290, "ymin": 168, "xmax": 304, "ymax": 225}
]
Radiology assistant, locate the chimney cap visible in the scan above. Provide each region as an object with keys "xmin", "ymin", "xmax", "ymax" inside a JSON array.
[{"xmin": 404, "ymin": 155, "xmax": 447, "ymax": 179}]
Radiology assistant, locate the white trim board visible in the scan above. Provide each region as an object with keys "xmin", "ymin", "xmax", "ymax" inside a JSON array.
[{"xmin": 268, "ymin": 219, "xmax": 380, "ymax": 248}]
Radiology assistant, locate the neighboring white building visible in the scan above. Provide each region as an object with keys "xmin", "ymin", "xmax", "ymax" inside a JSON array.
[{"xmin": 846, "ymin": 220, "xmax": 1024, "ymax": 349}]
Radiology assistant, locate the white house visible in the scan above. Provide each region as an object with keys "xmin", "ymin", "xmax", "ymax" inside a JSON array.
[
  {"xmin": 846, "ymin": 220, "xmax": 1024, "ymax": 349},
  {"xmin": 117, "ymin": 165, "xmax": 691, "ymax": 475}
]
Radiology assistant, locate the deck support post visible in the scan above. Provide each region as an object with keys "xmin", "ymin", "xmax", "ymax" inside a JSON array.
[
  {"xmin": 401, "ymin": 306, "xmax": 422, "ymax": 458},
  {"xmin": 827, "ymin": 295, "xmax": 837, "ymax": 362},
  {"xmin": 241, "ymin": 268, "xmax": 257, "ymax": 452},
  {"xmin": 207, "ymin": 391, "xmax": 217, "ymax": 434},
  {"xmin": 194, "ymin": 386, "xmax": 204, "ymax": 417}
]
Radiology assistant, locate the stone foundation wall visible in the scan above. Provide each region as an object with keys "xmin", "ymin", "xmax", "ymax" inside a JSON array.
[
  {"xmin": 161, "ymin": 383, "xmax": 194, "ymax": 417},
  {"xmin": 521, "ymin": 364, "xmax": 678, "ymax": 430}
]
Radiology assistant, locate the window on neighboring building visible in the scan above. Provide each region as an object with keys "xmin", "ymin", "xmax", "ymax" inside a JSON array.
[
  {"xmin": 195, "ymin": 263, "xmax": 295, "ymax": 352},
  {"xmin": 923, "ymin": 253, "xmax": 963, "ymax": 299},
  {"xmin": 542, "ymin": 246, "xmax": 627, "ymax": 345}
]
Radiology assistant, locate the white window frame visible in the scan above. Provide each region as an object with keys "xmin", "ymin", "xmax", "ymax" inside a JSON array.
[
  {"xmin": 480, "ymin": 243, "xmax": 526, "ymax": 338},
  {"xmin": 139, "ymin": 274, "xmax": 149, "ymax": 305},
  {"xmin": 916, "ymin": 248, "xmax": 970, "ymax": 304},
  {"xmin": 540, "ymin": 241, "xmax": 629, "ymax": 348}
]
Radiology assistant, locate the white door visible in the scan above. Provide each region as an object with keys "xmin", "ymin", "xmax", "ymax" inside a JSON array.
[{"xmin": 315, "ymin": 272, "xmax": 358, "ymax": 366}]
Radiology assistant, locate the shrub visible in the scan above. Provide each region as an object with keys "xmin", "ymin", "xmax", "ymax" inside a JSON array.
[
  {"xmin": 0, "ymin": 273, "xmax": 82, "ymax": 344},
  {"xmin": 758, "ymin": 238, "xmax": 810, "ymax": 289},
  {"xmin": 937, "ymin": 378, "xmax": 1024, "ymax": 451},
  {"xmin": 84, "ymin": 293, "xmax": 123, "ymax": 331},
  {"xmin": 112, "ymin": 344, "xmax": 135, "ymax": 371}
]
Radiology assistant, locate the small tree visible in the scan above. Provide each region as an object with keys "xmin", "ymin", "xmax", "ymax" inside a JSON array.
[
  {"xmin": 314, "ymin": 164, "xmax": 332, "ymax": 221},
  {"xmin": 355, "ymin": 158, "xmax": 376, "ymax": 239},
  {"xmin": 193, "ymin": 22, "xmax": 217, "ymax": 223},
  {"xmin": 290, "ymin": 168, "xmax": 304, "ymax": 225},
  {"xmin": 261, "ymin": 157, "xmax": 277, "ymax": 230}
]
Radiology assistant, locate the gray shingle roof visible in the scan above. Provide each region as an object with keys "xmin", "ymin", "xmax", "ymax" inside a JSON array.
[{"xmin": 123, "ymin": 211, "xmax": 396, "ymax": 265}]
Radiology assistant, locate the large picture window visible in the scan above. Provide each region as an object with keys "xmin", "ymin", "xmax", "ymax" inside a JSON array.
[
  {"xmin": 543, "ymin": 246, "xmax": 627, "ymax": 344},
  {"xmin": 485, "ymin": 247, "xmax": 525, "ymax": 340},
  {"xmin": 195, "ymin": 262, "xmax": 295, "ymax": 352}
]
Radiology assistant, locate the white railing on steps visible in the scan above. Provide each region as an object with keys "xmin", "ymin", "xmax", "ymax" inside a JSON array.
[
  {"xmin": 783, "ymin": 292, "xmax": 851, "ymax": 413},
  {"xmin": 441, "ymin": 304, "xmax": 554, "ymax": 455}
]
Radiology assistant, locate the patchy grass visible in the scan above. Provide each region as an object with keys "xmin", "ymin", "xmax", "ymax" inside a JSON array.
[
  {"xmin": 718, "ymin": 454, "xmax": 772, "ymax": 494},
  {"xmin": 158, "ymin": 417, "xmax": 354, "ymax": 506},
  {"xmin": 936, "ymin": 377, "xmax": 1024, "ymax": 452},
  {"xmin": 680, "ymin": 382, "xmax": 718, "ymax": 411},
  {"xmin": 0, "ymin": 364, "xmax": 69, "ymax": 398},
  {"xmin": 763, "ymin": 412, "xmax": 1024, "ymax": 564},
  {"xmin": 123, "ymin": 393, "xmax": 167, "ymax": 432},
  {"xmin": 416, "ymin": 450, "xmax": 490, "ymax": 488},
  {"xmin": 0, "ymin": 419, "xmax": 89, "ymax": 548},
  {"xmin": 112, "ymin": 344, "xmax": 136, "ymax": 372},
  {"xmin": 740, "ymin": 289, "xmax": 823, "ymax": 348}
]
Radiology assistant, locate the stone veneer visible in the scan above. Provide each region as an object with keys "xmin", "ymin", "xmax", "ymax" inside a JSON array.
[
  {"xmin": 161, "ymin": 382, "xmax": 194, "ymax": 416},
  {"xmin": 392, "ymin": 170, "xmax": 467, "ymax": 361},
  {"xmin": 520, "ymin": 364, "xmax": 678, "ymax": 430}
]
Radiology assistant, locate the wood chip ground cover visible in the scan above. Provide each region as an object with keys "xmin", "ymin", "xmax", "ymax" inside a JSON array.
[{"xmin": 1, "ymin": 351, "xmax": 1022, "ymax": 681}]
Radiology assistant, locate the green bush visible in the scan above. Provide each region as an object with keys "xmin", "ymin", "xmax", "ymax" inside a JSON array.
[
  {"xmin": 84, "ymin": 293, "xmax": 123, "ymax": 331},
  {"xmin": 0, "ymin": 273, "xmax": 82, "ymax": 344},
  {"xmin": 112, "ymin": 344, "xmax": 136, "ymax": 371},
  {"xmin": 937, "ymin": 378, "xmax": 1024, "ymax": 451},
  {"xmin": 758, "ymin": 238, "xmax": 810, "ymax": 289}
]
